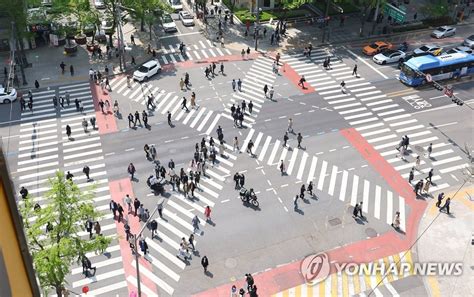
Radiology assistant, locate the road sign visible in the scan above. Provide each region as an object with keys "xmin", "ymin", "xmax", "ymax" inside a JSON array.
[
  {"xmin": 426, "ymin": 74, "xmax": 432, "ymax": 82},
  {"xmin": 444, "ymin": 85, "xmax": 453, "ymax": 97},
  {"xmin": 384, "ymin": 3, "xmax": 406, "ymax": 23}
]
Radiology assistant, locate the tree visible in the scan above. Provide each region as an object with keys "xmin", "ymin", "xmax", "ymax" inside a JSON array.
[
  {"xmin": 19, "ymin": 171, "xmax": 112, "ymax": 297},
  {"xmin": 419, "ymin": 0, "xmax": 449, "ymax": 19}
]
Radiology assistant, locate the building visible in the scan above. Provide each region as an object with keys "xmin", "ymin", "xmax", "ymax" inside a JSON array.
[{"xmin": 233, "ymin": 0, "xmax": 276, "ymax": 10}]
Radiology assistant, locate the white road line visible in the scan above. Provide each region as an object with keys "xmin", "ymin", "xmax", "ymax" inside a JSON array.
[
  {"xmin": 339, "ymin": 170, "xmax": 348, "ymax": 201},
  {"xmin": 399, "ymin": 196, "xmax": 406, "ymax": 231},
  {"xmin": 72, "ymin": 268, "xmax": 124, "ymax": 288},
  {"xmin": 182, "ymin": 108, "xmax": 196, "ymax": 125},
  {"xmin": 306, "ymin": 156, "xmax": 318, "ymax": 184},
  {"xmin": 267, "ymin": 140, "xmax": 280, "ymax": 165},
  {"xmin": 374, "ymin": 185, "xmax": 381, "ymax": 219},
  {"xmin": 317, "ymin": 160, "xmax": 328, "ymax": 191},
  {"xmin": 161, "ymin": 95, "xmax": 180, "ymax": 114},
  {"xmin": 190, "ymin": 107, "xmax": 206, "ymax": 128},
  {"xmin": 344, "ymin": 47, "xmax": 388, "ymax": 79},
  {"xmin": 253, "ymin": 132, "xmax": 264, "ymax": 152},
  {"xmin": 362, "ymin": 180, "xmax": 370, "ymax": 213},
  {"xmin": 386, "ymin": 191, "xmax": 393, "ymax": 225},
  {"xmin": 432, "ymin": 156, "xmax": 462, "ymax": 166},
  {"xmin": 205, "ymin": 114, "xmax": 221, "ymax": 135},
  {"xmin": 325, "ymin": 165, "xmax": 337, "ymax": 196},
  {"xmin": 83, "ymin": 281, "xmax": 128, "ymax": 296},
  {"xmin": 296, "ymin": 152, "xmax": 308, "ymax": 180},
  {"xmin": 278, "ymin": 147, "xmax": 289, "ymax": 168},
  {"xmin": 197, "ymin": 110, "xmax": 213, "ymax": 131},
  {"xmin": 240, "ymin": 128, "xmax": 255, "ymax": 153},
  {"xmin": 131, "ymin": 261, "xmax": 174, "ymax": 295},
  {"xmin": 258, "ymin": 136, "xmax": 272, "ymax": 161},
  {"xmin": 287, "ymin": 148, "xmax": 299, "ymax": 175},
  {"xmin": 350, "ymin": 175, "xmax": 359, "ymax": 206}
]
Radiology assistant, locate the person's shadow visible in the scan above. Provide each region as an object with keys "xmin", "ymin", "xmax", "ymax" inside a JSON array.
[
  {"xmin": 295, "ymin": 208, "xmax": 304, "ymax": 215},
  {"xmin": 205, "ymin": 270, "xmax": 213, "ymax": 278}
]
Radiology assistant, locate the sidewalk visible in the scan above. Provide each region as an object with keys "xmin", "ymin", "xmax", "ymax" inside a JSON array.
[{"xmin": 417, "ymin": 185, "xmax": 474, "ymax": 297}]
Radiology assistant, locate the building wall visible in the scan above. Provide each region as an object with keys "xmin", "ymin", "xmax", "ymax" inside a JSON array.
[{"xmin": 235, "ymin": 0, "xmax": 275, "ymax": 10}]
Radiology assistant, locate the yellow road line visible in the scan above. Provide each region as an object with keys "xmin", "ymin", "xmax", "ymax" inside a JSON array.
[
  {"xmin": 427, "ymin": 276, "xmax": 441, "ymax": 297},
  {"xmin": 319, "ymin": 276, "xmax": 325, "ymax": 297},
  {"xmin": 353, "ymin": 273, "xmax": 361, "ymax": 294},
  {"xmin": 383, "ymin": 256, "xmax": 394, "ymax": 282},
  {"xmin": 342, "ymin": 272, "xmax": 349, "ymax": 297},
  {"xmin": 385, "ymin": 88, "xmax": 418, "ymax": 97},
  {"xmin": 331, "ymin": 274, "xmax": 338, "ymax": 297}
]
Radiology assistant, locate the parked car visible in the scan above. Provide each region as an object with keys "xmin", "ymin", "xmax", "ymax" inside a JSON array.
[
  {"xmin": 0, "ymin": 87, "xmax": 17, "ymax": 104},
  {"xmin": 463, "ymin": 35, "xmax": 474, "ymax": 49},
  {"xmin": 362, "ymin": 41, "xmax": 393, "ymax": 56},
  {"xmin": 94, "ymin": 0, "xmax": 106, "ymax": 9},
  {"xmin": 169, "ymin": 0, "xmax": 183, "ymax": 11},
  {"xmin": 162, "ymin": 14, "xmax": 177, "ymax": 33},
  {"xmin": 179, "ymin": 11, "xmax": 195, "ymax": 26},
  {"xmin": 373, "ymin": 49, "xmax": 406, "ymax": 65},
  {"xmin": 101, "ymin": 18, "xmax": 114, "ymax": 34},
  {"xmin": 133, "ymin": 60, "xmax": 162, "ymax": 82},
  {"xmin": 446, "ymin": 46, "xmax": 473, "ymax": 55},
  {"xmin": 413, "ymin": 44, "xmax": 443, "ymax": 56},
  {"xmin": 431, "ymin": 26, "xmax": 456, "ymax": 39}
]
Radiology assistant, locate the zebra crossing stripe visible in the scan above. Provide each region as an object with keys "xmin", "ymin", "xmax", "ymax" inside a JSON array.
[
  {"xmin": 169, "ymin": 54, "xmax": 177, "ymax": 63},
  {"xmin": 208, "ymin": 48, "xmax": 217, "ymax": 57},
  {"xmin": 399, "ymin": 197, "xmax": 406, "ymax": 231},
  {"xmin": 267, "ymin": 140, "xmax": 280, "ymax": 165},
  {"xmin": 131, "ymin": 262, "xmax": 173, "ymax": 295},
  {"xmin": 194, "ymin": 50, "xmax": 201, "ymax": 60},
  {"xmin": 82, "ymin": 281, "xmax": 128, "ymax": 296},
  {"xmin": 162, "ymin": 95, "xmax": 180, "ymax": 114},
  {"xmin": 339, "ymin": 170, "xmax": 349, "ymax": 201},
  {"xmin": 197, "ymin": 110, "xmax": 213, "ymax": 131},
  {"xmin": 183, "ymin": 109, "xmax": 196, "ymax": 125},
  {"xmin": 174, "ymin": 109, "xmax": 187, "ymax": 121},
  {"xmin": 386, "ymin": 191, "xmax": 393, "ymax": 225},
  {"xmin": 253, "ymin": 132, "xmax": 264, "ymax": 151},
  {"xmin": 168, "ymin": 44, "xmax": 176, "ymax": 53},
  {"xmin": 317, "ymin": 161, "xmax": 328, "ymax": 191},
  {"xmin": 205, "ymin": 114, "xmax": 221, "ymax": 136},
  {"xmin": 328, "ymin": 165, "xmax": 338, "ymax": 196},
  {"xmin": 72, "ymin": 268, "xmax": 124, "ymax": 288},
  {"xmin": 296, "ymin": 152, "xmax": 308, "ymax": 180},
  {"xmin": 258, "ymin": 136, "xmax": 271, "ymax": 161},
  {"xmin": 278, "ymin": 147, "xmax": 289, "ymax": 168},
  {"xmin": 241, "ymin": 128, "xmax": 255, "ymax": 153},
  {"xmin": 126, "ymin": 276, "xmax": 158, "ymax": 297},
  {"xmin": 350, "ymin": 175, "xmax": 359, "ymax": 206},
  {"xmin": 190, "ymin": 107, "xmax": 206, "ymax": 128},
  {"xmin": 287, "ymin": 148, "xmax": 299, "ymax": 175},
  {"xmin": 306, "ymin": 156, "xmax": 318, "ymax": 184},
  {"xmin": 374, "ymin": 186, "xmax": 381, "ymax": 219},
  {"xmin": 201, "ymin": 50, "xmax": 209, "ymax": 58},
  {"xmin": 362, "ymin": 180, "xmax": 370, "ymax": 213},
  {"xmin": 162, "ymin": 55, "xmax": 169, "ymax": 64},
  {"xmin": 215, "ymin": 48, "xmax": 224, "ymax": 55}
]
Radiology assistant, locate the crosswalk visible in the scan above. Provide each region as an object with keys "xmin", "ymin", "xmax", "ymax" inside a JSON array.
[
  {"xmin": 240, "ymin": 128, "xmax": 406, "ymax": 229},
  {"xmin": 272, "ymin": 250, "xmax": 416, "ymax": 297},
  {"xmin": 12, "ymin": 82, "xmax": 237, "ymax": 296},
  {"xmin": 160, "ymin": 40, "xmax": 233, "ymax": 64},
  {"xmin": 281, "ymin": 51, "xmax": 469, "ymax": 192}
]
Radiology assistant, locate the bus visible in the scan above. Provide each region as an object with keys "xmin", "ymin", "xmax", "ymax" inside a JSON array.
[{"xmin": 399, "ymin": 52, "xmax": 474, "ymax": 86}]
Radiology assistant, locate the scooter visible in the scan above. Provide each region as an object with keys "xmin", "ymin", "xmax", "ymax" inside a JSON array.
[{"xmin": 239, "ymin": 187, "xmax": 259, "ymax": 207}]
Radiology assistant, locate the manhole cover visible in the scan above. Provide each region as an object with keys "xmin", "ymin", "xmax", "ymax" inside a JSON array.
[
  {"xmin": 328, "ymin": 218, "xmax": 342, "ymax": 226},
  {"xmin": 414, "ymin": 145, "xmax": 424, "ymax": 152},
  {"xmin": 225, "ymin": 258, "xmax": 237, "ymax": 268},
  {"xmin": 365, "ymin": 228, "xmax": 378, "ymax": 238}
]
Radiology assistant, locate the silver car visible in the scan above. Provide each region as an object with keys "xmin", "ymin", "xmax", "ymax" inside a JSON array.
[
  {"xmin": 463, "ymin": 35, "xmax": 474, "ymax": 49},
  {"xmin": 431, "ymin": 26, "xmax": 456, "ymax": 39}
]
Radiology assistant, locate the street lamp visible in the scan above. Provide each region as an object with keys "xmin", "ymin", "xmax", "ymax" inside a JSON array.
[{"xmin": 131, "ymin": 202, "xmax": 162, "ymax": 297}]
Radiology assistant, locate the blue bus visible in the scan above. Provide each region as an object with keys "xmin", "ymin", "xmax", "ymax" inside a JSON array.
[{"xmin": 399, "ymin": 53, "xmax": 474, "ymax": 86}]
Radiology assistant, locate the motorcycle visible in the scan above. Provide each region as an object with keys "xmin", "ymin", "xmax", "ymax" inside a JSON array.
[
  {"xmin": 239, "ymin": 187, "xmax": 259, "ymax": 207},
  {"xmin": 399, "ymin": 42, "xmax": 408, "ymax": 52},
  {"xmin": 147, "ymin": 175, "xmax": 165, "ymax": 194}
]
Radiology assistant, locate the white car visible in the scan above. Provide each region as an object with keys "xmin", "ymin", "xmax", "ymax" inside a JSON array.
[
  {"xmin": 162, "ymin": 14, "xmax": 177, "ymax": 33},
  {"xmin": 413, "ymin": 44, "xmax": 443, "ymax": 56},
  {"xmin": 0, "ymin": 87, "xmax": 17, "ymax": 104},
  {"xmin": 179, "ymin": 11, "xmax": 194, "ymax": 26},
  {"xmin": 133, "ymin": 60, "xmax": 162, "ymax": 82},
  {"xmin": 446, "ymin": 46, "xmax": 473, "ymax": 55},
  {"xmin": 373, "ymin": 49, "xmax": 406, "ymax": 64},
  {"xmin": 463, "ymin": 35, "xmax": 474, "ymax": 49},
  {"xmin": 94, "ymin": 0, "xmax": 105, "ymax": 9},
  {"xmin": 431, "ymin": 26, "xmax": 456, "ymax": 39},
  {"xmin": 169, "ymin": 0, "xmax": 183, "ymax": 11}
]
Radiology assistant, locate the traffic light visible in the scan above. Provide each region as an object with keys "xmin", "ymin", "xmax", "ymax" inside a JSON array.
[
  {"xmin": 433, "ymin": 82, "xmax": 444, "ymax": 91},
  {"xmin": 452, "ymin": 97, "xmax": 464, "ymax": 106}
]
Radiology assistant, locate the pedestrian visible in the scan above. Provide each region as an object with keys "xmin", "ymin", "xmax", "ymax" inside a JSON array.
[
  {"xmin": 391, "ymin": 212, "xmax": 400, "ymax": 229},
  {"xmin": 263, "ymin": 84, "xmax": 268, "ymax": 97},
  {"xmin": 439, "ymin": 197, "xmax": 451, "ymax": 214},
  {"xmin": 283, "ymin": 132, "xmax": 289, "ymax": 147},
  {"xmin": 403, "ymin": 135, "xmax": 409, "ymax": 150},
  {"xmin": 124, "ymin": 194, "xmax": 132, "ymax": 213},
  {"xmin": 269, "ymin": 87, "xmax": 274, "ymax": 100},
  {"xmin": 192, "ymin": 215, "xmax": 201, "ymax": 233},
  {"xmin": 34, "ymin": 80, "xmax": 40, "ymax": 89},
  {"xmin": 414, "ymin": 180, "xmax": 423, "ymax": 196},
  {"xmin": 204, "ymin": 205, "xmax": 211, "ymax": 222},
  {"xmin": 415, "ymin": 155, "xmax": 421, "ymax": 170},
  {"xmin": 134, "ymin": 111, "xmax": 141, "ymax": 126},
  {"xmin": 131, "ymin": 56, "xmax": 136, "ymax": 65},
  {"xmin": 300, "ymin": 184, "xmax": 306, "ymax": 199},
  {"xmin": 423, "ymin": 180, "xmax": 431, "ymax": 194},
  {"xmin": 351, "ymin": 64, "xmax": 358, "ymax": 77},
  {"xmin": 83, "ymin": 165, "xmax": 90, "ymax": 181},
  {"xmin": 232, "ymin": 79, "xmax": 236, "ymax": 91},
  {"xmin": 408, "ymin": 167, "xmax": 415, "ymax": 184},
  {"xmin": 246, "ymin": 140, "xmax": 254, "ymax": 156},
  {"xmin": 436, "ymin": 192, "xmax": 444, "ymax": 208},
  {"xmin": 142, "ymin": 110, "xmax": 148, "ymax": 127},
  {"xmin": 279, "ymin": 160, "xmax": 285, "ymax": 175},
  {"xmin": 426, "ymin": 143, "xmax": 433, "ymax": 158},
  {"xmin": 66, "ymin": 124, "xmax": 72, "ymax": 139},
  {"xmin": 340, "ymin": 80, "xmax": 346, "ymax": 93},
  {"xmin": 245, "ymin": 274, "xmax": 254, "ymax": 292},
  {"xmin": 287, "ymin": 118, "xmax": 293, "ymax": 133},
  {"xmin": 167, "ymin": 111, "xmax": 172, "ymax": 126},
  {"xmin": 180, "ymin": 78, "xmax": 185, "ymax": 90},
  {"xmin": 130, "ymin": 34, "xmax": 135, "ymax": 45},
  {"xmin": 85, "ymin": 218, "xmax": 93, "ymax": 239},
  {"xmin": 188, "ymin": 234, "xmax": 195, "ymax": 251},
  {"xmin": 139, "ymin": 238, "xmax": 149, "ymax": 255},
  {"xmin": 150, "ymin": 219, "xmax": 158, "ymax": 239},
  {"xmin": 191, "ymin": 92, "xmax": 196, "ymax": 109},
  {"xmin": 241, "ymin": 48, "xmax": 245, "ymax": 59},
  {"xmin": 237, "ymin": 79, "xmax": 242, "ymax": 91},
  {"xmin": 297, "ymin": 133, "xmax": 303, "ymax": 149},
  {"xmin": 82, "ymin": 256, "xmax": 96, "ymax": 277},
  {"xmin": 181, "ymin": 97, "xmax": 189, "ymax": 111},
  {"xmin": 128, "ymin": 113, "xmax": 134, "ymax": 128},
  {"xmin": 246, "ymin": 47, "xmax": 250, "ymax": 57},
  {"xmin": 94, "ymin": 221, "xmax": 101, "ymax": 236},
  {"xmin": 70, "ymin": 65, "xmax": 74, "ymax": 76},
  {"xmin": 60, "ymin": 61, "xmax": 66, "ymax": 74},
  {"xmin": 248, "ymin": 100, "xmax": 253, "ymax": 113},
  {"xmin": 201, "ymin": 255, "xmax": 209, "ymax": 273},
  {"xmin": 109, "ymin": 199, "xmax": 118, "ymax": 218},
  {"xmin": 233, "ymin": 136, "xmax": 240, "ymax": 152},
  {"xmin": 157, "ymin": 201, "xmax": 163, "ymax": 218},
  {"xmin": 307, "ymin": 181, "xmax": 313, "ymax": 196},
  {"xmin": 426, "ymin": 168, "xmax": 433, "ymax": 183},
  {"xmin": 220, "ymin": 62, "xmax": 224, "ymax": 74},
  {"xmin": 298, "ymin": 76, "xmax": 306, "ymax": 88},
  {"xmin": 128, "ymin": 163, "xmax": 136, "ymax": 180}
]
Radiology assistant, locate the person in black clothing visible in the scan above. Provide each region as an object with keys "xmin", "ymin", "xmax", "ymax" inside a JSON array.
[
  {"xmin": 117, "ymin": 203, "xmax": 124, "ymax": 222},
  {"xmin": 439, "ymin": 197, "xmax": 451, "ymax": 214},
  {"xmin": 245, "ymin": 274, "xmax": 254, "ymax": 292},
  {"xmin": 134, "ymin": 111, "xmax": 141, "ymax": 126},
  {"xmin": 70, "ymin": 65, "xmax": 74, "ymax": 76},
  {"xmin": 167, "ymin": 111, "xmax": 172, "ymax": 126},
  {"xmin": 128, "ymin": 113, "xmax": 134, "ymax": 127},
  {"xmin": 283, "ymin": 132, "xmax": 289, "ymax": 147},
  {"xmin": 34, "ymin": 80, "xmax": 40, "ymax": 89},
  {"xmin": 426, "ymin": 168, "xmax": 433, "ymax": 183},
  {"xmin": 60, "ymin": 61, "xmax": 66, "ymax": 74},
  {"xmin": 133, "ymin": 198, "xmax": 140, "ymax": 216},
  {"xmin": 436, "ymin": 192, "xmax": 444, "ymax": 208},
  {"xmin": 83, "ymin": 165, "xmax": 90, "ymax": 181},
  {"xmin": 150, "ymin": 220, "xmax": 158, "ymax": 238},
  {"xmin": 82, "ymin": 256, "xmax": 96, "ymax": 277},
  {"xmin": 85, "ymin": 219, "xmax": 94, "ymax": 239},
  {"xmin": 66, "ymin": 171, "xmax": 74, "ymax": 181},
  {"xmin": 307, "ymin": 181, "xmax": 313, "ymax": 196},
  {"xmin": 20, "ymin": 186, "xmax": 28, "ymax": 199},
  {"xmin": 66, "ymin": 125, "xmax": 72, "ymax": 139},
  {"xmin": 90, "ymin": 117, "xmax": 96, "ymax": 130},
  {"xmin": 142, "ymin": 111, "xmax": 148, "ymax": 127},
  {"xmin": 201, "ymin": 255, "xmax": 209, "ymax": 273}
]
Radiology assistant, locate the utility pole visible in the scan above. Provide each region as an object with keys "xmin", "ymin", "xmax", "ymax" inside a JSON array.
[
  {"xmin": 321, "ymin": 0, "xmax": 330, "ymax": 43},
  {"xmin": 116, "ymin": 3, "xmax": 126, "ymax": 72},
  {"xmin": 371, "ymin": 0, "xmax": 381, "ymax": 35},
  {"xmin": 133, "ymin": 203, "xmax": 161, "ymax": 297},
  {"xmin": 11, "ymin": 22, "xmax": 27, "ymax": 86},
  {"xmin": 254, "ymin": 0, "xmax": 259, "ymax": 51}
]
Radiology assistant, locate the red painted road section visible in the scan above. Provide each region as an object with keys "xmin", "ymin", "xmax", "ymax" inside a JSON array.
[
  {"xmin": 280, "ymin": 62, "xmax": 316, "ymax": 94},
  {"xmin": 193, "ymin": 128, "xmax": 428, "ymax": 297},
  {"xmin": 109, "ymin": 179, "xmax": 157, "ymax": 296},
  {"xmin": 89, "ymin": 81, "xmax": 118, "ymax": 134}
]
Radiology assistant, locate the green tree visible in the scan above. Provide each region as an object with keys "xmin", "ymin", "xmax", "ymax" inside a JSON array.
[
  {"xmin": 123, "ymin": 0, "xmax": 171, "ymax": 33},
  {"xmin": 419, "ymin": 0, "xmax": 449, "ymax": 19},
  {"xmin": 19, "ymin": 171, "xmax": 111, "ymax": 297}
]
